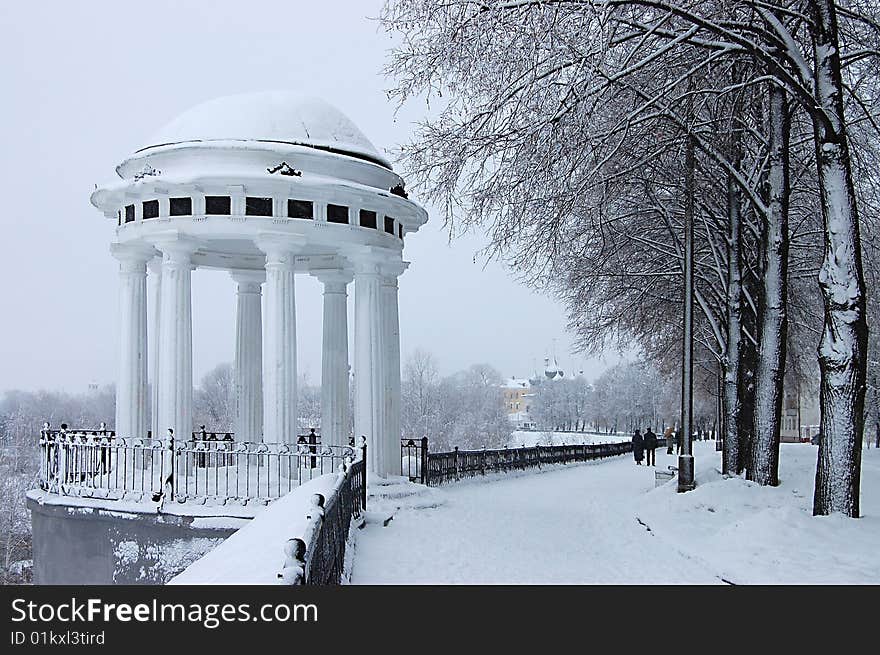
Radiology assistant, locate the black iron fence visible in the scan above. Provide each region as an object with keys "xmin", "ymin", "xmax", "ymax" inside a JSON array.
[
  {"xmin": 303, "ymin": 458, "xmax": 366, "ymax": 585},
  {"xmin": 37, "ymin": 426, "xmax": 355, "ymax": 506},
  {"xmin": 279, "ymin": 441, "xmax": 367, "ymax": 585},
  {"xmin": 405, "ymin": 440, "xmax": 632, "ymax": 486},
  {"xmin": 400, "ymin": 437, "xmax": 429, "ymax": 484}
]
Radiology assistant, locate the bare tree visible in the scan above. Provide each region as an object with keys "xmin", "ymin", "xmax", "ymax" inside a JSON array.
[
  {"xmin": 401, "ymin": 348, "xmax": 440, "ymax": 440},
  {"xmin": 381, "ymin": 0, "xmax": 879, "ymax": 515},
  {"xmin": 193, "ymin": 363, "xmax": 235, "ymax": 433},
  {"xmin": 0, "ymin": 385, "xmax": 116, "ymax": 583}
]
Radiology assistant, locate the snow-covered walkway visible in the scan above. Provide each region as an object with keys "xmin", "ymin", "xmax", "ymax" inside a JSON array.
[
  {"xmin": 351, "ymin": 445, "xmax": 724, "ymax": 584},
  {"xmin": 352, "ymin": 442, "xmax": 880, "ymax": 584}
]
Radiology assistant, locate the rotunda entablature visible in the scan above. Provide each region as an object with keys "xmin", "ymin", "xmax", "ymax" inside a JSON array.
[
  {"xmin": 90, "ymin": 92, "xmax": 427, "ymax": 264},
  {"xmin": 115, "ymin": 140, "xmax": 403, "ymax": 192}
]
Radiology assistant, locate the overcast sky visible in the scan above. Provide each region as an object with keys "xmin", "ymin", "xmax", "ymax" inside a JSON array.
[{"xmin": 0, "ymin": 0, "xmax": 624, "ymax": 393}]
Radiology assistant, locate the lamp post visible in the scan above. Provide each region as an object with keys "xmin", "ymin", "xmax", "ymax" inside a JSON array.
[
  {"xmin": 678, "ymin": 133, "xmax": 696, "ymax": 493},
  {"xmin": 869, "ymin": 360, "xmax": 880, "ymax": 449}
]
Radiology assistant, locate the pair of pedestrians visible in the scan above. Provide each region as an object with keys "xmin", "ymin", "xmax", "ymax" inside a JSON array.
[{"xmin": 632, "ymin": 428, "xmax": 658, "ymax": 466}]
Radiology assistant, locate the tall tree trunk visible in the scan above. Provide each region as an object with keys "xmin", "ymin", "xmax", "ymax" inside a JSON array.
[
  {"xmin": 738, "ymin": 263, "xmax": 760, "ymax": 474},
  {"xmin": 723, "ymin": 124, "xmax": 743, "ymax": 476},
  {"xmin": 809, "ymin": 0, "xmax": 868, "ymax": 517},
  {"xmin": 749, "ymin": 83, "xmax": 790, "ymax": 486}
]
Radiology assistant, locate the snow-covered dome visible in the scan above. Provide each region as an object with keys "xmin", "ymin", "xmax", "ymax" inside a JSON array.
[{"xmin": 136, "ymin": 91, "xmax": 390, "ymax": 169}]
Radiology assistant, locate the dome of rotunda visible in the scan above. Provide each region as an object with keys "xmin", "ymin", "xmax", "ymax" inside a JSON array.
[{"xmin": 135, "ymin": 91, "xmax": 391, "ymax": 169}]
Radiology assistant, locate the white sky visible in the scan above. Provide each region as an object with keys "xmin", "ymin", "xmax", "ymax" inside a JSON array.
[{"xmin": 0, "ymin": 0, "xmax": 622, "ymax": 392}]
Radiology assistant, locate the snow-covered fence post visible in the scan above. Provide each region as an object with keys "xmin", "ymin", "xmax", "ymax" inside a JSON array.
[
  {"xmin": 360, "ymin": 437, "xmax": 367, "ymax": 510},
  {"xmin": 152, "ymin": 428, "xmax": 174, "ymax": 506},
  {"xmin": 58, "ymin": 424, "xmax": 69, "ymax": 489},
  {"xmin": 196, "ymin": 425, "xmax": 207, "ymax": 469},
  {"xmin": 278, "ymin": 538, "xmax": 306, "ymax": 584},
  {"xmin": 480, "ymin": 446, "xmax": 486, "ymax": 477},
  {"xmin": 299, "ymin": 493, "xmax": 326, "ymax": 583},
  {"xmin": 43, "ymin": 421, "xmax": 59, "ymax": 492},
  {"xmin": 453, "ymin": 446, "xmax": 460, "ymax": 481},
  {"xmin": 420, "ymin": 436, "xmax": 429, "ymax": 485},
  {"xmin": 305, "ymin": 493, "xmax": 325, "ymax": 533}
]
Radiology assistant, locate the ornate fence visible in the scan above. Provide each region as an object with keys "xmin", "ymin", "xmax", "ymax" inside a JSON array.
[
  {"xmin": 279, "ymin": 441, "xmax": 367, "ymax": 586},
  {"xmin": 409, "ymin": 441, "xmax": 632, "ymax": 486},
  {"xmin": 400, "ymin": 437, "xmax": 429, "ymax": 484},
  {"xmin": 303, "ymin": 457, "xmax": 366, "ymax": 584},
  {"xmin": 38, "ymin": 426, "xmax": 355, "ymax": 505}
]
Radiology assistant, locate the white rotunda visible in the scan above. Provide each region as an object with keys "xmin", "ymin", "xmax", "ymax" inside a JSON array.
[{"xmin": 90, "ymin": 91, "xmax": 428, "ymax": 477}]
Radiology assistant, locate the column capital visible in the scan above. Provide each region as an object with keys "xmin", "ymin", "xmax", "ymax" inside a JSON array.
[
  {"xmin": 311, "ymin": 268, "xmax": 354, "ymax": 290},
  {"xmin": 348, "ymin": 247, "xmax": 390, "ymax": 277},
  {"xmin": 381, "ymin": 260, "xmax": 409, "ymax": 282},
  {"xmin": 147, "ymin": 258, "xmax": 163, "ymax": 275},
  {"xmin": 110, "ymin": 242, "xmax": 156, "ymax": 267},
  {"xmin": 255, "ymin": 233, "xmax": 307, "ymax": 263},
  {"xmin": 149, "ymin": 233, "xmax": 202, "ymax": 264},
  {"xmin": 230, "ymin": 270, "xmax": 267, "ymax": 291}
]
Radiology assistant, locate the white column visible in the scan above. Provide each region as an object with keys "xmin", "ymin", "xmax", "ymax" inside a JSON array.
[
  {"xmin": 112, "ymin": 244, "xmax": 153, "ymax": 439},
  {"xmin": 231, "ymin": 271, "xmax": 264, "ymax": 442},
  {"xmin": 313, "ymin": 269, "xmax": 353, "ymax": 447},
  {"xmin": 353, "ymin": 257, "xmax": 387, "ymax": 475},
  {"xmin": 148, "ymin": 258, "xmax": 162, "ymax": 440},
  {"xmin": 154, "ymin": 237, "xmax": 198, "ymax": 443},
  {"xmin": 381, "ymin": 261, "xmax": 407, "ymax": 476},
  {"xmin": 256, "ymin": 235, "xmax": 303, "ymax": 444}
]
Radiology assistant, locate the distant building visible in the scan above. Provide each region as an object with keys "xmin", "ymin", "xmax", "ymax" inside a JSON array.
[
  {"xmin": 780, "ymin": 382, "xmax": 820, "ymax": 443},
  {"xmin": 543, "ymin": 355, "xmax": 565, "ymax": 380},
  {"xmin": 502, "ymin": 377, "xmax": 531, "ymax": 414},
  {"xmin": 502, "ymin": 377, "xmax": 536, "ymax": 429}
]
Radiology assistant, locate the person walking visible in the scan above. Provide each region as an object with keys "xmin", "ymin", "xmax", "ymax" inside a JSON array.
[
  {"xmin": 632, "ymin": 429, "xmax": 644, "ymax": 465},
  {"xmin": 644, "ymin": 427, "xmax": 658, "ymax": 466},
  {"xmin": 664, "ymin": 426, "xmax": 674, "ymax": 455},
  {"xmin": 675, "ymin": 428, "xmax": 683, "ymax": 455}
]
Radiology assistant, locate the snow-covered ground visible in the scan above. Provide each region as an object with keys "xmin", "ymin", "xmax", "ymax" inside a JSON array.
[
  {"xmin": 510, "ymin": 429, "xmax": 629, "ymax": 447},
  {"xmin": 636, "ymin": 443, "xmax": 880, "ymax": 584},
  {"xmin": 351, "ymin": 443, "xmax": 880, "ymax": 584}
]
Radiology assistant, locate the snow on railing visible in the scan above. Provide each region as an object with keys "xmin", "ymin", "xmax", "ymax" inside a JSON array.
[
  {"xmin": 279, "ymin": 439, "xmax": 366, "ymax": 585},
  {"xmin": 37, "ymin": 424, "xmax": 356, "ymax": 506}
]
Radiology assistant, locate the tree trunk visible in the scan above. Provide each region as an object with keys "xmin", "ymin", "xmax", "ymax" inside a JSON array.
[
  {"xmin": 738, "ymin": 265, "xmax": 759, "ymax": 474},
  {"xmin": 723, "ymin": 122, "xmax": 744, "ymax": 476},
  {"xmin": 749, "ymin": 82, "xmax": 790, "ymax": 486},
  {"xmin": 809, "ymin": 0, "xmax": 868, "ymax": 517}
]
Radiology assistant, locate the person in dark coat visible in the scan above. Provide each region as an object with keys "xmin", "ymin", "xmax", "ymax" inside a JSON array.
[
  {"xmin": 675, "ymin": 428, "xmax": 683, "ymax": 455},
  {"xmin": 632, "ymin": 429, "xmax": 644, "ymax": 465},
  {"xmin": 643, "ymin": 428, "xmax": 658, "ymax": 466}
]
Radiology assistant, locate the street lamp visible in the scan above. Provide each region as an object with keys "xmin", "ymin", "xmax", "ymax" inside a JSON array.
[{"xmin": 678, "ymin": 133, "xmax": 696, "ymax": 493}]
